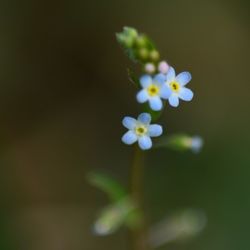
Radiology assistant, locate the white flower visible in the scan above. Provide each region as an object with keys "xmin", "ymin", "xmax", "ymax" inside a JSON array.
[
  {"xmin": 136, "ymin": 74, "xmax": 171, "ymax": 111},
  {"xmin": 165, "ymin": 67, "xmax": 194, "ymax": 107},
  {"xmin": 122, "ymin": 113, "xmax": 163, "ymax": 150}
]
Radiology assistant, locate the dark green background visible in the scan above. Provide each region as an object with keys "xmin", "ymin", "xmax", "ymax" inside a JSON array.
[{"xmin": 0, "ymin": 0, "xmax": 249, "ymax": 249}]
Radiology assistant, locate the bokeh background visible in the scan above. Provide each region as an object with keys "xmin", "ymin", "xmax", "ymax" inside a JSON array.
[{"xmin": 0, "ymin": 0, "xmax": 250, "ymax": 249}]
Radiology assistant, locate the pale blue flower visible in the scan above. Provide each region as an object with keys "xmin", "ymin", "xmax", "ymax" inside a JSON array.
[
  {"xmin": 136, "ymin": 74, "xmax": 171, "ymax": 111},
  {"xmin": 122, "ymin": 113, "xmax": 163, "ymax": 150},
  {"xmin": 165, "ymin": 67, "xmax": 194, "ymax": 107}
]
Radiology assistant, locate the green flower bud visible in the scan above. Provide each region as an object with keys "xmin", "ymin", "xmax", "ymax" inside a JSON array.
[
  {"xmin": 123, "ymin": 27, "xmax": 138, "ymax": 39},
  {"xmin": 138, "ymin": 48, "xmax": 149, "ymax": 60},
  {"xmin": 135, "ymin": 35, "xmax": 147, "ymax": 48},
  {"xmin": 156, "ymin": 134, "xmax": 203, "ymax": 153},
  {"xmin": 124, "ymin": 36, "xmax": 134, "ymax": 48},
  {"xmin": 149, "ymin": 50, "xmax": 160, "ymax": 61}
]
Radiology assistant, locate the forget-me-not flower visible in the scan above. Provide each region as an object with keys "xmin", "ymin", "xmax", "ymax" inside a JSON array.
[
  {"xmin": 165, "ymin": 67, "xmax": 194, "ymax": 107},
  {"xmin": 136, "ymin": 74, "xmax": 171, "ymax": 111},
  {"xmin": 122, "ymin": 113, "xmax": 163, "ymax": 150}
]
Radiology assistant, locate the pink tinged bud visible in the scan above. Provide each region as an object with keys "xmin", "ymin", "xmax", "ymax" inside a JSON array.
[
  {"xmin": 144, "ymin": 63, "xmax": 156, "ymax": 74},
  {"xmin": 158, "ymin": 61, "xmax": 170, "ymax": 74}
]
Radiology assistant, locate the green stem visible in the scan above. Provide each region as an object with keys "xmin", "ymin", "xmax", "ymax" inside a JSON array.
[{"xmin": 130, "ymin": 145, "xmax": 151, "ymax": 250}]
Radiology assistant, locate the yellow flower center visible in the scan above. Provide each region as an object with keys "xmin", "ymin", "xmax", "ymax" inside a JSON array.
[
  {"xmin": 135, "ymin": 125, "xmax": 147, "ymax": 136},
  {"xmin": 169, "ymin": 81, "xmax": 180, "ymax": 92},
  {"xmin": 147, "ymin": 84, "xmax": 160, "ymax": 97}
]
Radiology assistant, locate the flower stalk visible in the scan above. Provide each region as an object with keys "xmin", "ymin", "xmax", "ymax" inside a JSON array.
[{"xmin": 130, "ymin": 145, "xmax": 151, "ymax": 250}]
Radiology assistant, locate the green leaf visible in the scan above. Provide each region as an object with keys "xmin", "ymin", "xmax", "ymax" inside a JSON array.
[
  {"xmin": 93, "ymin": 197, "xmax": 141, "ymax": 235},
  {"xmin": 86, "ymin": 172, "xmax": 127, "ymax": 202},
  {"xmin": 149, "ymin": 209, "xmax": 207, "ymax": 248}
]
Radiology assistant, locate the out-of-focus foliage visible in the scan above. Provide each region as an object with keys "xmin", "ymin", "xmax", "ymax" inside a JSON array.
[
  {"xmin": 87, "ymin": 172, "xmax": 142, "ymax": 235},
  {"xmin": 93, "ymin": 197, "xmax": 142, "ymax": 236},
  {"xmin": 87, "ymin": 172, "xmax": 127, "ymax": 202},
  {"xmin": 149, "ymin": 209, "xmax": 207, "ymax": 248}
]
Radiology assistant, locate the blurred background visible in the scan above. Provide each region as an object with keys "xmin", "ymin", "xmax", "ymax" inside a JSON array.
[{"xmin": 0, "ymin": 0, "xmax": 250, "ymax": 249}]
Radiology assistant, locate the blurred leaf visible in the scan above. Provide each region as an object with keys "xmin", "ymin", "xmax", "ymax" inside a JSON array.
[
  {"xmin": 149, "ymin": 209, "xmax": 207, "ymax": 248},
  {"xmin": 86, "ymin": 172, "xmax": 127, "ymax": 202},
  {"xmin": 93, "ymin": 197, "xmax": 141, "ymax": 236}
]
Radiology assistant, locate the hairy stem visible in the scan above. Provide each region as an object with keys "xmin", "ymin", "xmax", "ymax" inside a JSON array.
[{"xmin": 130, "ymin": 145, "xmax": 151, "ymax": 250}]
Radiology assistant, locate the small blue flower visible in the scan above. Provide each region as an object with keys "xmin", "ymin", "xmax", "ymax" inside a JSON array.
[
  {"xmin": 122, "ymin": 113, "xmax": 163, "ymax": 150},
  {"xmin": 165, "ymin": 67, "xmax": 194, "ymax": 107},
  {"xmin": 136, "ymin": 74, "xmax": 171, "ymax": 111}
]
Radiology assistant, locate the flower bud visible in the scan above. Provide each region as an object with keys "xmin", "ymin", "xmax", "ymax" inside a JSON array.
[
  {"xmin": 138, "ymin": 48, "xmax": 149, "ymax": 60},
  {"xmin": 136, "ymin": 35, "xmax": 147, "ymax": 48},
  {"xmin": 123, "ymin": 27, "xmax": 138, "ymax": 39},
  {"xmin": 156, "ymin": 134, "xmax": 203, "ymax": 153},
  {"xmin": 190, "ymin": 136, "xmax": 203, "ymax": 153},
  {"xmin": 179, "ymin": 135, "xmax": 204, "ymax": 153},
  {"xmin": 149, "ymin": 50, "xmax": 160, "ymax": 61},
  {"xmin": 144, "ymin": 63, "xmax": 156, "ymax": 74},
  {"xmin": 124, "ymin": 36, "xmax": 134, "ymax": 48},
  {"xmin": 158, "ymin": 61, "xmax": 170, "ymax": 74}
]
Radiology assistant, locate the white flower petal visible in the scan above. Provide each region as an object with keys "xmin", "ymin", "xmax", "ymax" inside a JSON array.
[
  {"xmin": 168, "ymin": 94, "xmax": 179, "ymax": 107},
  {"xmin": 122, "ymin": 131, "xmax": 138, "ymax": 145},
  {"xmin": 149, "ymin": 96, "xmax": 163, "ymax": 111},
  {"xmin": 137, "ymin": 89, "xmax": 149, "ymax": 103},
  {"xmin": 137, "ymin": 113, "xmax": 151, "ymax": 124},
  {"xmin": 166, "ymin": 67, "xmax": 176, "ymax": 82},
  {"xmin": 153, "ymin": 73, "xmax": 166, "ymax": 85},
  {"xmin": 176, "ymin": 72, "xmax": 192, "ymax": 86},
  {"xmin": 179, "ymin": 87, "xmax": 194, "ymax": 101},
  {"xmin": 160, "ymin": 85, "xmax": 171, "ymax": 99},
  {"xmin": 148, "ymin": 125, "xmax": 163, "ymax": 137},
  {"xmin": 138, "ymin": 136, "xmax": 152, "ymax": 150},
  {"xmin": 139, "ymin": 75, "xmax": 152, "ymax": 88},
  {"xmin": 122, "ymin": 117, "xmax": 137, "ymax": 129}
]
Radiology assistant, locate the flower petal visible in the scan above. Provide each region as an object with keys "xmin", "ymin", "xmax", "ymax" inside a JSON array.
[
  {"xmin": 160, "ymin": 85, "xmax": 171, "ymax": 99},
  {"xmin": 148, "ymin": 125, "xmax": 163, "ymax": 137},
  {"xmin": 149, "ymin": 96, "xmax": 163, "ymax": 111},
  {"xmin": 153, "ymin": 73, "xmax": 166, "ymax": 85},
  {"xmin": 139, "ymin": 75, "xmax": 152, "ymax": 88},
  {"xmin": 137, "ymin": 113, "xmax": 151, "ymax": 124},
  {"xmin": 176, "ymin": 72, "xmax": 192, "ymax": 86},
  {"xmin": 138, "ymin": 136, "xmax": 152, "ymax": 150},
  {"xmin": 137, "ymin": 89, "xmax": 149, "ymax": 103},
  {"xmin": 122, "ymin": 131, "xmax": 137, "ymax": 145},
  {"xmin": 179, "ymin": 87, "xmax": 194, "ymax": 101},
  {"xmin": 168, "ymin": 94, "xmax": 179, "ymax": 107},
  {"xmin": 122, "ymin": 117, "xmax": 137, "ymax": 129},
  {"xmin": 166, "ymin": 67, "xmax": 176, "ymax": 82}
]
